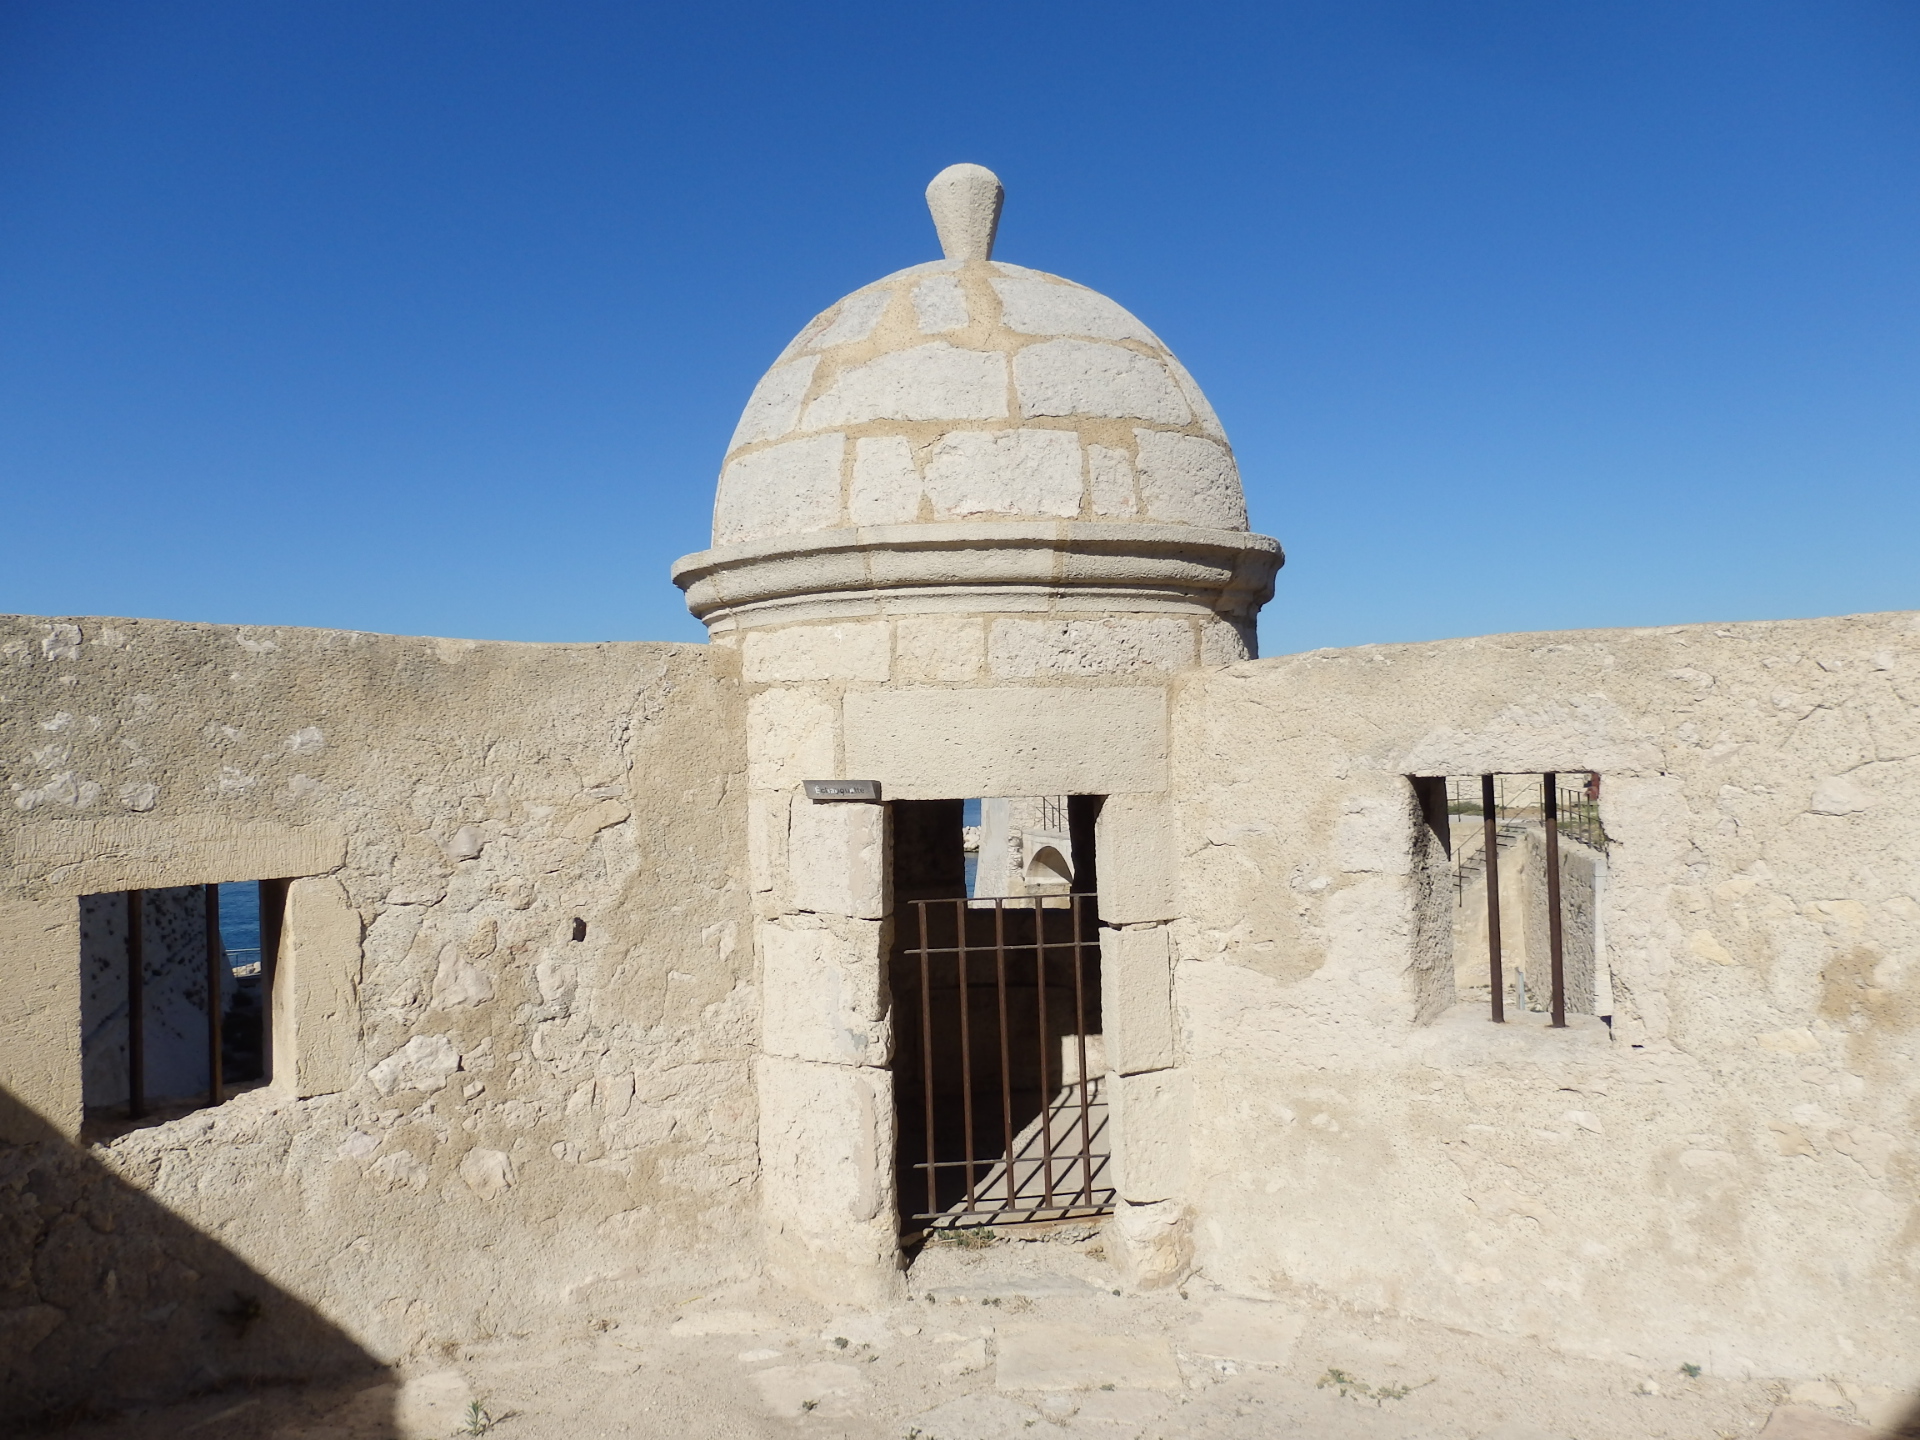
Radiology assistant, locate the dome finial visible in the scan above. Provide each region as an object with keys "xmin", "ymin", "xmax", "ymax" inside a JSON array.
[{"xmin": 926, "ymin": 164, "xmax": 1003, "ymax": 262}]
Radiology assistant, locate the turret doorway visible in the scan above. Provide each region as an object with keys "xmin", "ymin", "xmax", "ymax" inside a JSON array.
[{"xmin": 888, "ymin": 796, "xmax": 1113, "ymax": 1240}]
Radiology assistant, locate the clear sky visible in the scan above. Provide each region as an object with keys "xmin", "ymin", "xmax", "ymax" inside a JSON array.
[{"xmin": 3, "ymin": 2, "xmax": 1915, "ymax": 654}]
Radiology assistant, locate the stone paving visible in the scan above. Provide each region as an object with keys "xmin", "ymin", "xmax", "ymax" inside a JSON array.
[{"xmin": 56, "ymin": 1230, "xmax": 1911, "ymax": 1439}]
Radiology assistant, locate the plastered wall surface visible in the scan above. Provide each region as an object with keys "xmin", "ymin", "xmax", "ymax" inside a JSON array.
[
  {"xmin": 0, "ymin": 616, "xmax": 753, "ymax": 1415},
  {"xmin": 1168, "ymin": 611, "xmax": 1920, "ymax": 1384}
]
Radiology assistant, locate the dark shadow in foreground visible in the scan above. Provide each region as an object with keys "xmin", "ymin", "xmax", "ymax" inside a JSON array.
[{"xmin": 0, "ymin": 1088, "xmax": 389, "ymax": 1431}]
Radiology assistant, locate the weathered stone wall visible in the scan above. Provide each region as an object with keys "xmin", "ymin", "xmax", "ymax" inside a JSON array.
[
  {"xmin": 1168, "ymin": 611, "xmax": 1920, "ymax": 1384},
  {"xmin": 0, "ymin": 616, "xmax": 753, "ymax": 1419}
]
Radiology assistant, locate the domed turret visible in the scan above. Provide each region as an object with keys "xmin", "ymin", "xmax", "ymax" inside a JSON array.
[{"xmin": 673, "ymin": 166, "xmax": 1279, "ymax": 642}]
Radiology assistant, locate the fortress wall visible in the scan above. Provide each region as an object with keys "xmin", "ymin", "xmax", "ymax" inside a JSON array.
[
  {"xmin": 0, "ymin": 616, "xmax": 753, "ymax": 1415},
  {"xmin": 1166, "ymin": 610, "xmax": 1920, "ymax": 1383}
]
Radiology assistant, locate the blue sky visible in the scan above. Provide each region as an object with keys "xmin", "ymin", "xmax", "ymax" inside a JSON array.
[{"xmin": 2, "ymin": 1, "xmax": 1914, "ymax": 653}]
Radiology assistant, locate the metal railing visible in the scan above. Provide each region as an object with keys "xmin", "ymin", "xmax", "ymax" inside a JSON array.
[
  {"xmin": 1445, "ymin": 772, "xmax": 1601, "ymax": 1027},
  {"xmin": 897, "ymin": 893, "xmax": 1112, "ymax": 1228},
  {"xmin": 116, "ymin": 882, "xmax": 282, "ymax": 1121}
]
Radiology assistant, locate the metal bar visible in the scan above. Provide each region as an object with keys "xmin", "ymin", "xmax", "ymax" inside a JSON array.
[
  {"xmin": 126, "ymin": 890, "xmax": 146, "ymax": 1119},
  {"xmin": 993, "ymin": 899, "xmax": 1016, "ymax": 1211},
  {"xmin": 205, "ymin": 884, "xmax": 224, "ymax": 1107},
  {"xmin": 1481, "ymin": 775, "xmax": 1504, "ymax": 1023},
  {"xmin": 1544, "ymin": 772, "xmax": 1567, "ymax": 1028},
  {"xmin": 919, "ymin": 901, "xmax": 937, "ymax": 1225},
  {"xmin": 1034, "ymin": 902, "xmax": 1055, "ymax": 1210},
  {"xmin": 1070, "ymin": 894, "xmax": 1094, "ymax": 1208},
  {"xmin": 957, "ymin": 902, "xmax": 977, "ymax": 1208}
]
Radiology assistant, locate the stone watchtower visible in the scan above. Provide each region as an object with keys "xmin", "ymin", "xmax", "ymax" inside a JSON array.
[{"xmin": 672, "ymin": 165, "xmax": 1280, "ymax": 1298}]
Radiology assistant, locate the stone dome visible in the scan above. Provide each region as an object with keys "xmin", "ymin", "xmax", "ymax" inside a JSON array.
[
  {"xmin": 674, "ymin": 165, "xmax": 1280, "ymax": 635},
  {"xmin": 712, "ymin": 260, "xmax": 1246, "ymax": 548}
]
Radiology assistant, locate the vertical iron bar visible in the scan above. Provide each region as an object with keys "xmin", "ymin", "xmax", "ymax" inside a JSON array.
[
  {"xmin": 126, "ymin": 890, "xmax": 146, "ymax": 1119},
  {"xmin": 1544, "ymin": 773, "xmax": 1567, "ymax": 1028},
  {"xmin": 205, "ymin": 883, "xmax": 224, "ymax": 1107},
  {"xmin": 1481, "ymin": 775, "xmax": 1504, "ymax": 1023},
  {"xmin": 994, "ymin": 900, "xmax": 1016, "ymax": 1212},
  {"xmin": 1035, "ymin": 901, "xmax": 1055, "ymax": 1210},
  {"xmin": 1070, "ymin": 894, "xmax": 1094, "ymax": 1209},
  {"xmin": 919, "ymin": 901, "xmax": 936, "ymax": 1224},
  {"xmin": 958, "ymin": 902, "xmax": 977, "ymax": 1209}
]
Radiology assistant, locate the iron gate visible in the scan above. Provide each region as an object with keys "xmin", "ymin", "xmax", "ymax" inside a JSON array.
[{"xmin": 893, "ymin": 893, "xmax": 1113, "ymax": 1230}]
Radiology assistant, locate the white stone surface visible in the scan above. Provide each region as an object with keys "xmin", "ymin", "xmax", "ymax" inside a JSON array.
[
  {"xmin": 807, "ymin": 288, "xmax": 893, "ymax": 349},
  {"xmin": 802, "ymin": 344, "xmax": 1008, "ymax": 428},
  {"xmin": 787, "ymin": 801, "xmax": 886, "ymax": 919},
  {"xmin": 1182, "ymin": 1299, "xmax": 1303, "ymax": 1364},
  {"xmin": 843, "ymin": 687, "xmax": 1168, "ymax": 799},
  {"xmin": 757, "ymin": 1053, "xmax": 899, "ymax": 1301},
  {"xmin": 893, "ymin": 615, "xmax": 985, "ymax": 683},
  {"xmin": 1103, "ymin": 925, "xmax": 1175, "ymax": 1075},
  {"xmin": 849, "ymin": 436, "xmax": 923, "ymax": 526},
  {"xmin": 745, "ymin": 688, "xmax": 837, "ymax": 791},
  {"xmin": 728, "ymin": 356, "xmax": 819, "ymax": 449},
  {"xmin": 1096, "ymin": 792, "xmax": 1179, "ymax": 924},
  {"xmin": 1105, "ymin": 1199, "xmax": 1194, "ymax": 1291},
  {"xmin": 759, "ymin": 922, "xmax": 885, "ymax": 1064},
  {"xmin": 994, "ymin": 1326, "xmax": 1183, "ymax": 1390},
  {"xmin": 715, "ymin": 433, "xmax": 846, "ymax": 545},
  {"xmin": 1164, "ymin": 353, "xmax": 1228, "ymax": 441},
  {"xmin": 1087, "ymin": 445, "xmax": 1138, "ymax": 516},
  {"xmin": 1014, "ymin": 339, "xmax": 1191, "ymax": 423},
  {"xmin": 927, "ymin": 163, "xmax": 1003, "ymax": 262},
  {"xmin": 923, "ymin": 428, "xmax": 1081, "ymax": 518},
  {"xmin": 1133, "ymin": 431, "xmax": 1247, "ymax": 528},
  {"xmin": 743, "ymin": 621, "xmax": 891, "ymax": 683},
  {"xmin": 913, "ymin": 274, "xmax": 969, "ymax": 332},
  {"xmin": 991, "ymin": 276, "xmax": 1161, "ymax": 343},
  {"xmin": 367, "ymin": 1033, "xmax": 460, "ymax": 1097},
  {"xmin": 988, "ymin": 616, "xmax": 1196, "ymax": 679},
  {"xmin": 1109, "ymin": 1068, "xmax": 1190, "ymax": 1202}
]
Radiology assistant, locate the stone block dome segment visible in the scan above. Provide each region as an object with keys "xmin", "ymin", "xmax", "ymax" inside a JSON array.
[{"xmin": 673, "ymin": 166, "xmax": 1282, "ymax": 638}]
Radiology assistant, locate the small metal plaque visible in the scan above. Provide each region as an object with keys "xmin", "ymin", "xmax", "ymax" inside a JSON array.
[{"xmin": 804, "ymin": 779, "xmax": 881, "ymax": 802}]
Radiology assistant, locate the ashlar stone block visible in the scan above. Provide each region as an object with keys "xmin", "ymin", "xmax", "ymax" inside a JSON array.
[
  {"xmin": 803, "ymin": 343, "xmax": 1007, "ymax": 427},
  {"xmin": 923, "ymin": 428, "xmax": 1081, "ymax": 519},
  {"xmin": 1133, "ymin": 431, "xmax": 1247, "ymax": 529},
  {"xmin": 716, "ymin": 433, "xmax": 846, "ymax": 546},
  {"xmin": 805, "ymin": 287, "xmax": 893, "ymax": 350},
  {"xmin": 1015, "ymin": 340, "xmax": 1191, "ymax": 424},
  {"xmin": 850, "ymin": 437, "xmax": 923, "ymax": 526},
  {"xmin": 893, "ymin": 614, "xmax": 985, "ymax": 683},
  {"xmin": 758, "ymin": 1053, "xmax": 901, "ymax": 1303},
  {"xmin": 1088, "ymin": 445, "xmax": 1139, "ymax": 517},
  {"xmin": 728, "ymin": 356, "xmax": 820, "ymax": 450},
  {"xmin": 788, "ymin": 799, "xmax": 886, "ymax": 920},
  {"xmin": 746, "ymin": 688, "xmax": 839, "ymax": 792},
  {"xmin": 1103, "ymin": 925, "xmax": 1175, "ymax": 1076},
  {"xmin": 743, "ymin": 621, "xmax": 891, "ymax": 684},
  {"xmin": 912, "ymin": 274, "xmax": 969, "ymax": 333},
  {"xmin": 275, "ymin": 874, "xmax": 362, "ymax": 1099},
  {"xmin": 990, "ymin": 277, "xmax": 1160, "ymax": 344},
  {"xmin": 843, "ymin": 687, "xmax": 1168, "ymax": 799},
  {"xmin": 988, "ymin": 616, "xmax": 1195, "ymax": 679},
  {"xmin": 759, "ymin": 920, "xmax": 886, "ymax": 1066},
  {"xmin": 1109, "ymin": 1067, "xmax": 1190, "ymax": 1203},
  {"xmin": 1097, "ymin": 792, "xmax": 1179, "ymax": 925}
]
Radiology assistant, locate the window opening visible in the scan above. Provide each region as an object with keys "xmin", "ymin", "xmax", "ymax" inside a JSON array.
[
  {"xmin": 1418, "ymin": 774, "xmax": 1609, "ymax": 1027},
  {"xmin": 890, "ymin": 796, "xmax": 1111, "ymax": 1238},
  {"xmin": 81, "ymin": 879, "xmax": 287, "ymax": 1128}
]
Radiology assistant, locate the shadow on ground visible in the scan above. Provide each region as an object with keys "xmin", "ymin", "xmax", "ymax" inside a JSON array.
[{"xmin": 0, "ymin": 1088, "xmax": 388, "ymax": 1432}]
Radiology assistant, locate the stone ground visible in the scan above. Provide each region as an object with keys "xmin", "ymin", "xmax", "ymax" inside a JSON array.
[{"xmin": 53, "ymin": 1227, "xmax": 1909, "ymax": 1440}]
